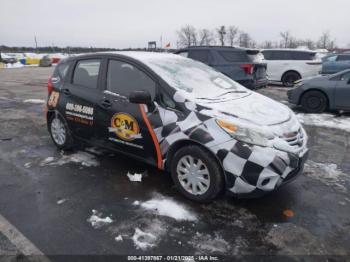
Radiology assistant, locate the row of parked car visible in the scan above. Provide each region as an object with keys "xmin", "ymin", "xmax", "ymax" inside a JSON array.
[{"xmin": 174, "ymin": 46, "xmax": 350, "ymax": 89}]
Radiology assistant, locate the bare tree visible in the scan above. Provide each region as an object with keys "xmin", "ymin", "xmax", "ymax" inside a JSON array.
[
  {"xmin": 177, "ymin": 25, "xmax": 197, "ymax": 47},
  {"xmin": 261, "ymin": 41, "xmax": 273, "ymax": 49},
  {"xmin": 317, "ymin": 31, "xmax": 336, "ymax": 49},
  {"xmin": 227, "ymin": 26, "xmax": 238, "ymax": 46},
  {"xmin": 217, "ymin": 26, "xmax": 226, "ymax": 46},
  {"xmin": 238, "ymin": 31, "xmax": 254, "ymax": 48},
  {"xmin": 198, "ymin": 29, "xmax": 214, "ymax": 46},
  {"xmin": 280, "ymin": 30, "xmax": 291, "ymax": 48}
]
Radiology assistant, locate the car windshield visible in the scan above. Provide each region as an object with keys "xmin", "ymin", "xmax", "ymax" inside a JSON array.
[{"xmin": 143, "ymin": 55, "xmax": 249, "ymax": 100}]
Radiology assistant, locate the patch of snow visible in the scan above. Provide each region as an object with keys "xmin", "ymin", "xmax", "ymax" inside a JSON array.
[
  {"xmin": 5, "ymin": 62, "xmax": 24, "ymax": 69},
  {"xmin": 304, "ymin": 160, "xmax": 348, "ymax": 193},
  {"xmin": 297, "ymin": 113, "xmax": 350, "ymax": 132},
  {"xmin": 40, "ymin": 151, "xmax": 99, "ymax": 167},
  {"xmin": 132, "ymin": 228, "xmax": 157, "ymax": 251},
  {"xmin": 189, "ymin": 232, "xmax": 230, "ymax": 254},
  {"xmin": 23, "ymin": 99, "xmax": 46, "ymax": 104},
  {"xmin": 127, "ymin": 172, "xmax": 142, "ymax": 182},
  {"xmin": 132, "ymin": 200, "xmax": 140, "ymax": 206},
  {"xmin": 87, "ymin": 210, "xmax": 113, "ymax": 229},
  {"xmin": 140, "ymin": 197, "xmax": 197, "ymax": 221},
  {"xmin": 24, "ymin": 162, "xmax": 31, "ymax": 168},
  {"xmin": 115, "ymin": 235, "xmax": 123, "ymax": 242},
  {"xmin": 57, "ymin": 199, "xmax": 68, "ymax": 205}
]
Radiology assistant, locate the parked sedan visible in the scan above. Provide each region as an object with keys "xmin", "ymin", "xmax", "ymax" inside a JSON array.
[{"xmin": 287, "ymin": 69, "xmax": 350, "ymax": 113}]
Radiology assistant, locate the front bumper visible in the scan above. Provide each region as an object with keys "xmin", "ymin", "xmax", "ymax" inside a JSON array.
[{"xmin": 212, "ymin": 140, "xmax": 308, "ymax": 198}]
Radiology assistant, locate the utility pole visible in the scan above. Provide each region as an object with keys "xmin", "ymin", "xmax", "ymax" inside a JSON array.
[{"xmin": 34, "ymin": 36, "xmax": 38, "ymax": 53}]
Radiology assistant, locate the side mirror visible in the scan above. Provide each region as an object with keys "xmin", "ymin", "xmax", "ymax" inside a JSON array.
[{"xmin": 129, "ymin": 90, "xmax": 155, "ymax": 111}]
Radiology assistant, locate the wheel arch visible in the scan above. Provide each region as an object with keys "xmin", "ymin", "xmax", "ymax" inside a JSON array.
[
  {"xmin": 164, "ymin": 139, "xmax": 228, "ymax": 188},
  {"xmin": 298, "ymin": 88, "xmax": 330, "ymax": 108}
]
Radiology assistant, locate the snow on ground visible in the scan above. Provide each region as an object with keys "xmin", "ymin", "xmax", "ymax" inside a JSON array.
[
  {"xmin": 23, "ymin": 99, "xmax": 46, "ymax": 104},
  {"xmin": 188, "ymin": 232, "xmax": 230, "ymax": 254},
  {"xmin": 140, "ymin": 196, "xmax": 197, "ymax": 221},
  {"xmin": 304, "ymin": 160, "xmax": 348, "ymax": 193},
  {"xmin": 127, "ymin": 172, "xmax": 142, "ymax": 182},
  {"xmin": 4, "ymin": 62, "xmax": 24, "ymax": 69},
  {"xmin": 297, "ymin": 113, "xmax": 350, "ymax": 132},
  {"xmin": 40, "ymin": 151, "xmax": 99, "ymax": 167},
  {"xmin": 115, "ymin": 235, "xmax": 123, "ymax": 242},
  {"xmin": 132, "ymin": 228, "xmax": 157, "ymax": 250},
  {"xmin": 87, "ymin": 210, "xmax": 113, "ymax": 229}
]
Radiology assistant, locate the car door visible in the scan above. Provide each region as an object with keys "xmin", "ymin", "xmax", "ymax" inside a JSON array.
[
  {"xmin": 322, "ymin": 55, "xmax": 338, "ymax": 74},
  {"xmin": 334, "ymin": 71, "xmax": 350, "ymax": 109},
  {"xmin": 336, "ymin": 55, "xmax": 350, "ymax": 72},
  {"xmin": 62, "ymin": 58, "xmax": 102, "ymax": 140},
  {"xmin": 263, "ymin": 51, "xmax": 284, "ymax": 81},
  {"xmin": 94, "ymin": 58, "xmax": 161, "ymax": 165}
]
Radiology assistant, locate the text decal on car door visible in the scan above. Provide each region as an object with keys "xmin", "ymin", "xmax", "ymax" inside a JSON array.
[{"xmin": 109, "ymin": 113, "xmax": 141, "ymax": 141}]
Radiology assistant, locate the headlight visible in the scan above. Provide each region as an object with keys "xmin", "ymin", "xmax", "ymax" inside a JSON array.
[{"xmin": 216, "ymin": 119, "xmax": 275, "ymax": 147}]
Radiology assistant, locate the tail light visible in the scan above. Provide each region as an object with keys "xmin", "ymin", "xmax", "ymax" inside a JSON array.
[
  {"xmin": 47, "ymin": 77, "xmax": 53, "ymax": 94},
  {"xmin": 240, "ymin": 64, "xmax": 254, "ymax": 75}
]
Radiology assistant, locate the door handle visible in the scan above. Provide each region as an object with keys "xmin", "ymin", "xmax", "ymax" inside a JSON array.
[
  {"xmin": 100, "ymin": 99, "xmax": 112, "ymax": 108},
  {"xmin": 62, "ymin": 89, "xmax": 71, "ymax": 96}
]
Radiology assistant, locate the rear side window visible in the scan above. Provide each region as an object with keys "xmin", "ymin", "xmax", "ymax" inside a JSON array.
[
  {"xmin": 292, "ymin": 52, "xmax": 315, "ymax": 60},
  {"xmin": 337, "ymin": 55, "xmax": 350, "ymax": 61},
  {"xmin": 189, "ymin": 50, "xmax": 211, "ymax": 64},
  {"xmin": 107, "ymin": 60, "xmax": 156, "ymax": 98},
  {"xmin": 73, "ymin": 59, "xmax": 101, "ymax": 89},
  {"xmin": 219, "ymin": 51, "xmax": 248, "ymax": 62}
]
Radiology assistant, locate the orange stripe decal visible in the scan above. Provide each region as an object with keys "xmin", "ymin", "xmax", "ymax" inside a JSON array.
[{"xmin": 139, "ymin": 104, "xmax": 163, "ymax": 169}]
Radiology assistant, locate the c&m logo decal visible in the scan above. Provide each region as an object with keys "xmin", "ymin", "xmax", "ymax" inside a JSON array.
[{"xmin": 109, "ymin": 113, "xmax": 141, "ymax": 141}]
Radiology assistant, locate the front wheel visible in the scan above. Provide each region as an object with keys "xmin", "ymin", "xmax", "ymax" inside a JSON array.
[
  {"xmin": 48, "ymin": 114, "xmax": 74, "ymax": 150},
  {"xmin": 300, "ymin": 90, "xmax": 328, "ymax": 113},
  {"xmin": 170, "ymin": 145, "xmax": 224, "ymax": 203}
]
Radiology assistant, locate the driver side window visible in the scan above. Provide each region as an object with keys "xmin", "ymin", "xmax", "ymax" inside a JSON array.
[{"xmin": 107, "ymin": 60, "xmax": 156, "ymax": 98}]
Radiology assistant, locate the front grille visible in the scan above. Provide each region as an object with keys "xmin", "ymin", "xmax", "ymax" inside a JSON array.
[{"xmin": 281, "ymin": 129, "xmax": 304, "ymax": 147}]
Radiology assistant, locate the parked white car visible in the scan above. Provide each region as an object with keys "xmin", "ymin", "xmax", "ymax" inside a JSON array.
[{"xmin": 262, "ymin": 49, "xmax": 322, "ymax": 86}]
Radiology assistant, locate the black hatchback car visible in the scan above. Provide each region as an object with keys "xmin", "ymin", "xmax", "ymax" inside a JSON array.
[
  {"xmin": 46, "ymin": 52, "xmax": 308, "ymax": 202},
  {"xmin": 174, "ymin": 46, "xmax": 268, "ymax": 90}
]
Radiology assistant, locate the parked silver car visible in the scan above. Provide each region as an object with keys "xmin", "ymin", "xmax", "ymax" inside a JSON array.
[{"xmin": 287, "ymin": 69, "xmax": 350, "ymax": 113}]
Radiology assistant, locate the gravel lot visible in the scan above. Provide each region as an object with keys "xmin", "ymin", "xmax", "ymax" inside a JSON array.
[{"xmin": 0, "ymin": 67, "xmax": 349, "ymax": 261}]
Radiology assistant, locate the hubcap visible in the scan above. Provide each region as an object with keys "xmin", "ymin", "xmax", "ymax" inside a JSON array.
[
  {"xmin": 307, "ymin": 96, "xmax": 321, "ymax": 109},
  {"xmin": 176, "ymin": 155, "xmax": 210, "ymax": 195},
  {"xmin": 51, "ymin": 117, "xmax": 66, "ymax": 145}
]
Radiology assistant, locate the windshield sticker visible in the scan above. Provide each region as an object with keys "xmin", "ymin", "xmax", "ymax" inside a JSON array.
[
  {"xmin": 109, "ymin": 113, "xmax": 141, "ymax": 141},
  {"xmin": 65, "ymin": 102, "xmax": 94, "ymax": 125},
  {"xmin": 48, "ymin": 91, "xmax": 60, "ymax": 107},
  {"xmin": 213, "ymin": 77, "xmax": 233, "ymax": 89}
]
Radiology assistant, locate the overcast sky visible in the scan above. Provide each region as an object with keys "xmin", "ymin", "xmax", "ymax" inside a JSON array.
[{"xmin": 2, "ymin": 0, "xmax": 350, "ymax": 48}]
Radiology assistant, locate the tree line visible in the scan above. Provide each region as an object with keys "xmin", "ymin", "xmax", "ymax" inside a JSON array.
[{"xmin": 177, "ymin": 25, "xmax": 338, "ymax": 50}]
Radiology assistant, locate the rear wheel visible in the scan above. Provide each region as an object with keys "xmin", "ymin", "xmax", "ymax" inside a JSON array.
[
  {"xmin": 300, "ymin": 90, "xmax": 328, "ymax": 113},
  {"xmin": 282, "ymin": 71, "xmax": 301, "ymax": 87},
  {"xmin": 170, "ymin": 145, "xmax": 224, "ymax": 203},
  {"xmin": 48, "ymin": 114, "xmax": 74, "ymax": 150}
]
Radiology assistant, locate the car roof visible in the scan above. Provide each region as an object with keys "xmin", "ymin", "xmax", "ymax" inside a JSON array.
[
  {"xmin": 261, "ymin": 48, "xmax": 317, "ymax": 53},
  {"xmin": 66, "ymin": 51, "xmax": 183, "ymax": 63},
  {"xmin": 177, "ymin": 46, "xmax": 258, "ymax": 52}
]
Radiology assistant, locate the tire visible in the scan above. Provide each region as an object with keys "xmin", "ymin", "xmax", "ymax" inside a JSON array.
[
  {"xmin": 170, "ymin": 145, "xmax": 224, "ymax": 203},
  {"xmin": 48, "ymin": 113, "xmax": 74, "ymax": 150},
  {"xmin": 300, "ymin": 90, "xmax": 328, "ymax": 113},
  {"xmin": 282, "ymin": 71, "xmax": 301, "ymax": 87}
]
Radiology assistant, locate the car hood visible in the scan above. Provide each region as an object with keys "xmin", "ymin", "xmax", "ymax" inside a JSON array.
[{"xmin": 195, "ymin": 92, "xmax": 291, "ymax": 126}]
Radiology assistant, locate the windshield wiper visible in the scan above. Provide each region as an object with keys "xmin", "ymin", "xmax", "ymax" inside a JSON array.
[{"xmin": 196, "ymin": 90, "xmax": 247, "ymax": 100}]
